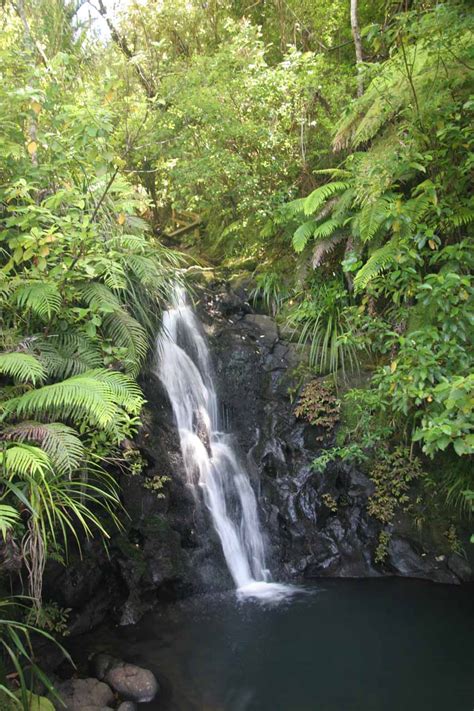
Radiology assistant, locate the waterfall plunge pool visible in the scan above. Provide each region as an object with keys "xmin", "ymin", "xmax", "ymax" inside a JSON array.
[{"xmin": 69, "ymin": 578, "xmax": 473, "ymax": 711}]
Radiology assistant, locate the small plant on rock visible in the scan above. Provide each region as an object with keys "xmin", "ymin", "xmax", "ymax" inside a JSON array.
[{"xmin": 294, "ymin": 380, "xmax": 340, "ymax": 441}]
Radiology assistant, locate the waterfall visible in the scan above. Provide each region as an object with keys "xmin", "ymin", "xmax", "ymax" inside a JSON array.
[{"xmin": 156, "ymin": 286, "xmax": 292, "ymax": 599}]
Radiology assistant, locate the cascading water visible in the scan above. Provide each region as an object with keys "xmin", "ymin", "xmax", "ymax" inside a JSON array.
[{"xmin": 156, "ymin": 286, "xmax": 292, "ymax": 599}]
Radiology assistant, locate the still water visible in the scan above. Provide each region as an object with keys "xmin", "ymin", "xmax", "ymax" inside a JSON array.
[{"xmin": 71, "ymin": 579, "xmax": 473, "ymax": 711}]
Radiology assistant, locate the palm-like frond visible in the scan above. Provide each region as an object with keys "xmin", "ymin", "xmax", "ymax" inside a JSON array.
[
  {"xmin": 12, "ymin": 283, "xmax": 61, "ymax": 321},
  {"xmin": 1, "ymin": 370, "xmax": 144, "ymax": 430},
  {"xmin": 0, "ymin": 353, "xmax": 45, "ymax": 385},
  {"xmin": 2, "ymin": 422, "xmax": 84, "ymax": 476}
]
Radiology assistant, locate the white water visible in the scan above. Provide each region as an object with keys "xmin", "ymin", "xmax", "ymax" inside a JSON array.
[{"xmin": 156, "ymin": 287, "xmax": 293, "ymax": 600}]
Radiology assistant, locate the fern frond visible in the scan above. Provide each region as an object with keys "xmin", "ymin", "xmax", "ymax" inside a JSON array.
[
  {"xmin": 354, "ymin": 240, "xmax": 400, "ymax": 291},
  {"xmin": 283, "ymin": 197, "xmax": 306, "ymax": 217},
  {"xmin": 0, "ymin": 504, "xmax": 20, "ymax": 537},
  {"xmin": 292, "ymin": 220, "xmax": 317, "ymax": 253},
  {"xmin": 2, "ymin": 422, "xmax": 84, "ymax": 476},
  {"xmin": 0, "ymin": 443, "xmax": 53, "ymax": 478},
  {"xmin": 358, "ymin": 194, "xmax": 394, "ymax": 243},
  {"xmin": 29, "ymin": 334, "xmax": 103, "ymax": 379},
  {"xmin": 448, "ymin": 206, "xmax": 474, "ymax": 228},
  {"xmin": 313, "ymin": 218, "xmax": 343, "ymax": 240},
  {"xmin": 2, "ymin": 370, "xmax": 144, "ymax": 430},
  {"xmin": 0, "ymin": 353, "xmax": 45, "ymax": 385},
  {"xmin": 312, "ymin": 235, "xmax": 345, "ymax": 268},
  {"xmin": 12, "ymin": 283, "xmax": 61, "ymax": 321},
  {"xmin": 304, "ymin": 182, "xmax": 350, "ymax": 216}
]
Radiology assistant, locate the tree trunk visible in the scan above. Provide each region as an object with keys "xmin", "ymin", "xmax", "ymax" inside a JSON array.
[{"xmin": 350, "ymin": 0, "xmax": 364, "ymax": 97}]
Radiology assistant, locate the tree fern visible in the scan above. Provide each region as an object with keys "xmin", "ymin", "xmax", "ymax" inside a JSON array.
[
  {"xmin": 312, "ymin": 235, "xmax": 345, "ymax": 268},
  {"xmin": 303, "ymin": 182, "xmax": 350, "ymax": 216},
  {"xmin": 2, "ymin": 422, "xmax": 84, "ymax": 477},
  {"xmin": 354, "ymin": 240, "xmax": 400, "ymax": 292},
  {"xmin": 1, "ymin": 370, "xmax": 144, "ymax": 430},
  {"xmin": 28, "ymin": 334, "xmax": 103, "ymax": 379},
  {"xmin": 12, "ymin": 283, "xmax": 61, "ymax": 321},
  {"xmin": 292, "ymin": 220, "xmax": 317, "ymax": 253},
  {"xmin": 357, "ymin": 194, "xmax": 395, "ymax": 243},
  {"xmin": 0, "ymin": 443, "xmax": 52, "ymax": 478},
  {"xmin": 0, "ymin": 504, "xmax": 20, "ymax": 538},
  {"xmin": 0, "ymin": 353, "xmax": 45, "ymax": 385},
  {"xmin": 312, "ymin": 218, "xmax": 344, "ymax": 240}
]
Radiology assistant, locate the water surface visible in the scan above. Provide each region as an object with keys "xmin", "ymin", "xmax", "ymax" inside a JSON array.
[{"xmin": 71, "ymin": 578, "xmax": 473, "ymax": 711}]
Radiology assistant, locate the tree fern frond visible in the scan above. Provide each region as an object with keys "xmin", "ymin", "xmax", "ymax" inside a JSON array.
[
  {"xmin": 2, "ymin": 370, "xmax": 144, "ymax": 429},
  {"xmin": 354, "ymin": 240, "xmax": 400, "ymax": 292},
  {"xmin": 0, "ymin": 353, "xmax": 45, "ymax": 385},
  {"xmin": 312, "ymin": 235, "xmax": 345, "ymax": 268},
  {"xmin": 304, "ymin": 182, "xmax": 350, "ymax": 216},
  {"xmin": 448, "ymin": 205, "xmax": 474, "ymax": 228},
  {"xmin": 313, "ymin": 218, "xmax": 343, "ymax": 240},
  {"xmin": 12, "ymin": 283, "xmax": 61, "ymax": 321},
  {"xmin": 358, "ymin": 194, "xmax": 394, "ymax": 243},
  {"xmin": 29, "ymin": 334, "xmax": 103, "ymax": 379},
  {"xmin": 2, "ymin": 422, "xmax": 84, "ymax": 476},
  {"xmin": 0, "ymin": 443, "xmax": 53, "ymax": 478},
  {"xmin": 102, "ymin": 310, "xmax": 148, "ymax": 376},
  {"xmin": 283, "ymin": 198, "xmax": 306, "ymax": 218},
  {"xmin": 292, "ymin": 220, "xmax": 317, "ymax": 253},
  {"xmin": 0, "ymin": 504, "xmax": 20, "ymax": 537},
  {"xmin": 126, "ymin": 254, "xmax": 162, "ymax": 286}
]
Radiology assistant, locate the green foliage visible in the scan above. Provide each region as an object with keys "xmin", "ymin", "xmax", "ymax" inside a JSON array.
[
  {"xmin": 285, "ymin": 281, "xmax": 363, "ymax": 378},
  {"xmin": 367, "ymin": 447, "xmax": 424, "ymax": 525}
]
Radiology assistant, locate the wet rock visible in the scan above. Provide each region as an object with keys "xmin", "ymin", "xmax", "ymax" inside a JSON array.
[
  {"xmin": 91, "ymin": 654, "xmax": 159, "ymax": 704},
  {"xmin": 52, "ymin": 678, "xmax": 114, "ymax": 710},
  {"xmin": 105, "ymin": 664, "xmax": 158, "ymax": 703},
  {"xmin": 117, "ymin": 703, "xmax": 137, "ymax": 711}
]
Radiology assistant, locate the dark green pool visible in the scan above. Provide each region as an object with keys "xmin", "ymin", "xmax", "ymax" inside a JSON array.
[{"xmin": 71, "ymin": 578, "xmax": 474, "ymax": 710}]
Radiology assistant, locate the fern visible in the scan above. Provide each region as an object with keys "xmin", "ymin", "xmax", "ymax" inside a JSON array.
[
  {"xmin": 0, "ymin": 443, "xmax": 52, "ymax": 478},
  {"xmin": 292, "ymin": 220, "xmax": 316, "ymax": 253},
  {"xmin": 1, "ymin": 370, "xmax": 144, "ymax": 430},
  {"xmin": 12, "ymin": 283, "xmax": 61, "ymax": 321},
  {"xmin": 312, "ymin": 235, "xmax": 345, "ymax": 268},
  {"xmin": 313, "ymin": 218, "xmax": 343, "ymax": 240},
  {"xmin": 303, "ymin": 182, "xmax": 350, "ymax": 216},
  {"xmin": 0, "ymin": 504, "xmax": 20, "ymax": 537},
  {"xmin": 0, "ymin": 353, "xmax": 45, "ymax": 385},
  {"xmin": 283, "ymin": 197, "xmax": 306, "ymax": 218},
  {"xmin": 358, "ymin": 194, "xmax": 394, "ymax": 243},
  {"xmin": 29, "ymin": 334, "xmax": 103, "ymax": 379},
  {"xmin": 354, "ymin": 240, "xmax": 400, "ymax": 292},
  {"xmin": 2, "ymin": 422, "xmax": 84, "ymax": 476},
  {"xmin": 78, "ymin": 282, "xmax": 148, "ymax": 374}
]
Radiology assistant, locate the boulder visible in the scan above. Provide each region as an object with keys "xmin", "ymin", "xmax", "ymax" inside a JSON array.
[
  {"xmin": 52, "ymin": 678, "xmax": 114, "ymax": 710},
  {"xmin": 91, "ymin": 654, "xmax": 158, "ymax": 704},
  {"xmin": 117, "ymin": 703, "xmax": 137, "ymax": 711}
]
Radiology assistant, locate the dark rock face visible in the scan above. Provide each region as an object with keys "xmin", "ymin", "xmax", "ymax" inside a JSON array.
[{"xmin": 198, "ymin": 284, "xmax": 471, "ymax": 587}]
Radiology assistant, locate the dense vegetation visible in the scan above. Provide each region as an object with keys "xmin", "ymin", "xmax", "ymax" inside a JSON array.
[{"xmin": 0, "ymin": 0, "xmax": 472, "ymax": 705}]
